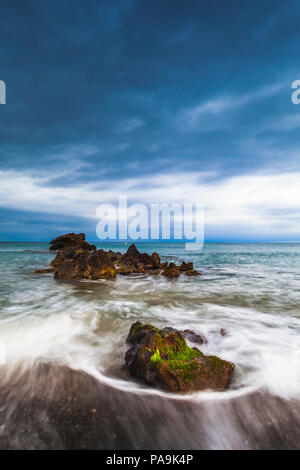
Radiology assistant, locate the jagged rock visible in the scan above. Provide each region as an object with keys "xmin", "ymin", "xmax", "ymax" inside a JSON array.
[
  {"xmin": 151, "ymin": 252, "xmax": 160, "ymax": 268},
  {"xmin": 124, "ymin": 244, "xmax": 139, "ymax": 258},
  {"xmin": 162, "ymin": 263, "xmax": 181, "ymax": 278},
  {"xmin": 53, "ymin": 249, "xmax": 116, "ymax": 280},
  {"xmin": 125, "ymin": 321, "xmax": 234, "ymax": 393},
  {"xmin": 118, "ymin": 244, "xmax": 161, "ymax": 274},
  {"xmin": 179, "ymin": 262, "xmax": 201, "ymax": 276},
  {"xmin": 180, "ymin": 329, "xmax": 206, "ymax": 344},
  {"xmin": 159, "ymin": 262, "xmax": 168, "ymax": 269},
  {"xmin": 107, "ymin": 250, "xmax": 122, "ymax": 262},
  {"xmin": 161, "ymin": 261, "xmax": 201, "ymax": 278},
  {"xmin": 50, "ymin": 246, "xmax": 80, "ymax": 267},
  {"xmin": 151, "ymin": 327, "xmax": 206, "ymax": 345},
  {"xmin": 49, "ymin": 233, "xmax": 96, "ymax": 251},
  {"xmin": 179, "ymin": 261, "xmax": 194, "ymax": 271}
]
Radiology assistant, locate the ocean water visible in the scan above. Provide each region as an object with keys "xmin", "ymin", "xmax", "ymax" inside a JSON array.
[{"xmin": 0, "ymin": 241, "xmax": 300, "ymax": 449}]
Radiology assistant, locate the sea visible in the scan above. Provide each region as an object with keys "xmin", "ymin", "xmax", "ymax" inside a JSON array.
[{"xmin": 0, "ymin": 241, "xmax": 300, "ymax": 449}]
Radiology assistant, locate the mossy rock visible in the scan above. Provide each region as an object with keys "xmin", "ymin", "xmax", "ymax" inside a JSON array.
[{"xmin": 125, "ymin": 321, "xmax": 234, "ymax": 393}]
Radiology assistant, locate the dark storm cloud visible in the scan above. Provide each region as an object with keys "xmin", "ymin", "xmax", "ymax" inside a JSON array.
[{"xmin": 0, "ymin": 0, "xmax": 300, "ymax": 239}]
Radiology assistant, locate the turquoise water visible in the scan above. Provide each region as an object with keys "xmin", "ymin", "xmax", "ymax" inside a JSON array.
[{"xmin": 0, "ymin": 241, "xmax": 300, "ymax": 449}]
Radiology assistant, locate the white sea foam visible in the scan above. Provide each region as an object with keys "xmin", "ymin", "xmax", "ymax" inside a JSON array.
[
  {"xmin": 0, "ymin": 281, "xmax": 300, "ymax": 402},
  {"xmin": 1, "ymin": 242, "xmax": 300, "ymax": 448}
]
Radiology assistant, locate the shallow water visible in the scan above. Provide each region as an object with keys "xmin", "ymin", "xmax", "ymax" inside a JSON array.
[{"xmin": 0, "ymin": 241, "xmax": 300, "ymax": 449}]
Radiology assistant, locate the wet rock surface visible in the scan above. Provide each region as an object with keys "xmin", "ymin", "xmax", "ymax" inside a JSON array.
[
  {"xmin": 53, "ymin": 249, "xmax": 116, "ymax": 280},
  {"xmin": 0, "ymin": 362, "xmax": 299, "ymax": 450},
  {"xmin": 125, "ymin": 321, "xmax": 234, "ymax": 393},
  {"xmin": 161, "ymin": 262, "xmax": 201, "ymax": 278},
  {"xmin": 36, "ymin": 233, "xmax": 202, "ymax": 281},
  {"xmin": 49, "ymin": 232, "xmax": 96, "ymax": 252}
]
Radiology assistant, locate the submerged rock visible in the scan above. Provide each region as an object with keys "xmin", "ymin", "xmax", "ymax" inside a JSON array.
[
  {"xmin": 185, "ymin": 269, "xmax": 202, "ymax": 276},
  {"xmin": 34, "ymin": 268, "xmax": 54, "ymax": 274},
  {"xmin": 125, "ymin": 321, "xmax": 234, "ymax": 393},
  {"xmin": 179, "ymin": 261, "xmax": 194, "ymax": 271},
  {"xmin": 162, "ymin": 261, "xmax": 201, "ymax": 278},
  {"xmin": 180, "ymin": 329, "xmax": 206, "ymax": 344},
  {"xmin": 161, "ymin": 263, "xmax": 181, "ymax": 278}
]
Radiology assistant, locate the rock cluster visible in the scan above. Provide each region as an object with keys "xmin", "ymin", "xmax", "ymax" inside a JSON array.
[
  {"xmin": 161, "ymin": 261, "xmax": 201, "ymax": 278},
  {"xmin": 114, "ymin": 243, "xmax": 201, "ymax": 278},
  {"xmin": 36, "ymin": 232, "xmax": 202, "ymax": 281},
  {"xmin": 125, "ymin": 321, "xmax": 234, "ymax": 393}
]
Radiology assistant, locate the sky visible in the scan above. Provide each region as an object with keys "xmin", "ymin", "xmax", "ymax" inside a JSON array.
[{"xmin": 0, "ymin": 0, "xmax": 300, "ymax": 241}]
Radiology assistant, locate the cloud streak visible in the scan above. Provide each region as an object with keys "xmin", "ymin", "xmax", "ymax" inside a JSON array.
[
  {"xmin": 178, "ymin": 82, "xmax": 285, "ymax": 131},
  {"xmin": 1, "ymin": 168, "xmax": 300, "ymax": 240}
]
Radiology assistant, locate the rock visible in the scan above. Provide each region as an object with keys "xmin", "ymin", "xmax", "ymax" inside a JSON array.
[
  {"xmin": 107, "ymin": 250, "xmax": 122, "ymax": 262},
  {"xmin": 53, "ymin": 249, "xmax": 116, "ymax": 280},
  {"xmin": 162, "ymin": 263, "xmax": 181, "ymax": 278},
  {"xmin": 159, "ymin": 262, "xmax": 168, "ymax": 269},
  {"xmin": 49, "ymin": 233, "xmax": 96, "ymax": 251},
  {"xmin": 124, "ymin": 244, "xmax": 139, "ymax": 258},
  {"xmin": 180, "ymin": 329, "xmax": 206, "ymax": 345},
  {"xmin": 161, "ymin": 261, "xmax": 201, "ymax": 278},
  {"xmin": 137, "ymin": 264, "xmax": 146, "ymax": 274},
  {"xmin": 151, "ymin": 252, "xmax": 160, "ymax": 268},
  {"xmin": 220, "ymin": 328, "xmax": 227, "ymax": 337},
  {"xmin": 179, "ymin": 261, "xmax": 194, "ymax": 272},
  {"xmin": 117, "ymin": 264, "xmax": 135, "ymax": 275},
  {"xmin": 153, "ymin": 327, "xmax": 206, "ymax": 344},
  {"xmin": 34, "ymin": 268, "xmax": 54, "ymax": 274},
  {"xmin": 125, "ymin": 321, "xmax": 234, "ymax": 393},
  {"xmin": 185, "ymin": 269, "xmax": 202, "ymax": 276},
  {"xmin": 50, "ymin": 246, "xmax": 80, "ymax": 267},
  {"xmin": 118, "ymin": 244, "xmax": 161, "ymax": 274}
]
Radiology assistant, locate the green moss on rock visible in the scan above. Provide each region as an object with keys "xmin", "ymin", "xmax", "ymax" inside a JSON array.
[
  {"xmin": 125, "ymin": 321, "xmax": 235, "ymax": 393},
  {"xmin": 150, "ymin": 348, "xmax": 163, "ymax": 368}
]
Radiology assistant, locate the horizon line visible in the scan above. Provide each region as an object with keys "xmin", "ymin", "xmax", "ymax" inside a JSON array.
[{"xmin": 1, "ymin": 240, "xmax": 300, "ymax": 244}]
